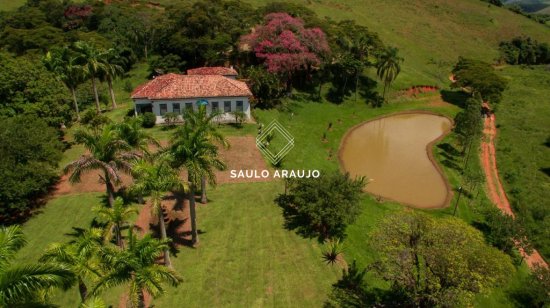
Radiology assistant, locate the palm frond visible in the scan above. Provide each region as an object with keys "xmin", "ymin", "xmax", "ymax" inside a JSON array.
[
  {"xmin": 0, "ymin": 226, "xmax": 26, "ymax": 270},
  {"xmin": 0, "ymin": 263, "xmax": 75, "ymax": 304}
]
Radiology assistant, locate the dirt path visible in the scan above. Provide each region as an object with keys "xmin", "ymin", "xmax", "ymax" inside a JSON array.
[
  {"xmin": 53, "ymin": 136, "xmax": 271, "ymax": 197},
  {"xmin": 119, "ymin": 192, "xmax": 191, "ymax": 308},
  {"xmin": 480, "ymin": 104, "xmax": 547, "ymax": 269}
]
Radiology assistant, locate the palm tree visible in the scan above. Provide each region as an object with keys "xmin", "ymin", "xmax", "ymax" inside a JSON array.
[
  {"xmin": 44, "ymin": 47, "xmax": 85, "ymax": 121},
  {"xmin": 131, "ymin": 158, "xmax": 182, "ymax": 267},
  {"xmin": 376, "ymin": 47, "xmax": 403, "ymax": 102},
  {"xmin": 170, "ymin": 123, "xmax": 226, "ymax": 246},
  {"xmin": 0, "ymin": 225, "xmax": 74, "ymax": 306},
  {"xmin": 40, "ymin": 227, "xmax": 104, "ymax": 302},
  {"xmin": 64, "ymin": 125, "xmax": 140, "ymax": 207},
  {"xmin": 114, "ymin": 118, "xmax": 160, "ymax": 156},
  {"xmin": 92, "ymin": 230, "xmax": 182, "ymax": 308},
  {"xmin": 183, "ymin": 107, "xmax": 229, "ymax": 204},
  {"xmin": 99, "ymin": 49, "xmax": 125, "ymax": 109},
  {"xmin": 352, "ymin": 34, "xmax": 376, "ymax": 102},
  {"xmin": 74, "ymin": 41, "xmax": 109, "ymax": 113},
  {"xmin": 94, "ymin": 197, "xmax": 138, "ymax": 248},
  {"xmin": 80, "ymin": 297, "xmax": 106, "ymax": 308}
]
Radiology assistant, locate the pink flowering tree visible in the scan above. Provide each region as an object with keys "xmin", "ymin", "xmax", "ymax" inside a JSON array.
[{"xmin": 240, "ymin": 13, "xmax": 330, "ymax": 90}]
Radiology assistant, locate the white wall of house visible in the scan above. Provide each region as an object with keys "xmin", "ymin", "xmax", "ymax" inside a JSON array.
[{"xmin": 134, "ymin": 97, "xmax": 251, "ymax": 123}]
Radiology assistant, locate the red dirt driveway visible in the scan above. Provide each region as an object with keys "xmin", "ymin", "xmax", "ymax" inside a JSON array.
[{"xmin": 480, "ymin": 104, "xmax": 547, "ymax": 269}]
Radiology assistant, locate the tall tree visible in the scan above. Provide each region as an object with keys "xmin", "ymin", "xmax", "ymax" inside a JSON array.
[
  {"xmin": 43, "ymin": 46, "xmax": 85, "ymax": 121},
  {"xmin": 131, "ymin": 158, "xmax": 182, "ymax": 267},
  {"xmin": 376, "ymin": 47, "xmax": 403, "ymax": 102},
  {"xmin": 64, "ymin": 125, "xmax": 139, "ymax": 207},
  {"xmin": 170, "ymin": 123, "xmax": 226, "ymax": 246},
  {"xmin": 451, "ymin": 57, "xmax": 508, "ymax": 104},
  {"xmin": 0, "ymin": 225, "xmax": 74, "ymax": 306},
  {"xmin": 99, "ymin": 49, "xmax": 125, "ymax": 109},
  {"xmin": 74, "ymin": 41, "xmax": 109, "ymax": 113},
  {"xmin": 114, "ymin": 118, "xmax": 159, "ymax": 156},
  {"xmin": 372, "ymin": 211, "xmax": 514, "ymax": 307},
  {"xmin": 183, "ymin": 107, "xmax": 229, "ymax": 204},
  {"xmin": 94, "ymin": 197, "xmax": 138, "ymax": 248},
  {"xmin": 276, "ymin": 172, "xmax": 365, "ymax": 240},
  {"xmin": 0, "ymin": 115, "xmax": 63, "ymax": 223},
  {"xmin": 92, "ymin": 230, "xmax": 182, "ymax": 308},
  {"xmin": 40, "ymin": 227, "xmax": 104, "ymax": 302},
  {"xmin": 330, "ymin": 20, "xmax": 382, "ymax": 102},
  {"xmin": 454, "ymin": 97, "xmax": 483, "ymax": 154},
  {"xmin": 240, "ymin": 12, "xmax": 330, "ymax": 91}
]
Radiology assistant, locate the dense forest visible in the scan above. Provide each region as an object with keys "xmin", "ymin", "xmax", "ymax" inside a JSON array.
[{"xmin": 0, "ymin": 0, "xmax": 400, "ymax": 222}]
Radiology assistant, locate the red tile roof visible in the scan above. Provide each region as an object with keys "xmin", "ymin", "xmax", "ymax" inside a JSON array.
[
  {"xmin": 187, "ymin": 66, "xmax": 238, "ymax": 76},
  {"xmin": 131, "ymin": 73, "xmax": 252, "ymax": 100}
]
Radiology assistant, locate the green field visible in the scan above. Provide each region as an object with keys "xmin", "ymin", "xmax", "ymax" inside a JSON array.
[
  {"xmin": 243, "ymin": 0, "xmax": 550, "ymax": 89},
  {"xmin": 15, "ymin": 193, "xmax": 125, "ymax": 307},
  {"xmin": 0, "ymin": 0, "xmax": 25, "ymax": 11},
  {"xmin": 495, "ymin": 65, "xmax": 550, "ymax": 258}
]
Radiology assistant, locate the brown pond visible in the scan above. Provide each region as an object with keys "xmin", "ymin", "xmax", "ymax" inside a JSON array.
[{"xmin": 339, "ymin": 113, "xmax": 452, "ymax": 208}]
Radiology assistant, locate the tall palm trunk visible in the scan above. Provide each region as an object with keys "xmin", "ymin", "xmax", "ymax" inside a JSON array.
[
  {"xmin": 91, "ymin": 76, "xmax": 101, "ymax": 113},
  {"xmin": 382, "ymin": 82, "xmax": 388, "ymax": 102},
  {"xmin": 78, "ymin": 278, "xmax": 88, "ymax": 302},
  {"xmin": 70, "ymin": 86, "xmax": 81, "ymax": 121},
  {"xmin": 104, "ymin": 172, "xmax": 115, "ymax": 208},
  {"xmin": 200, "ymin": 176, "xmax": 207, "ymax": 204},
  {"xmin": 107, "ymin": 76, "xmax": 117, "ymax": 109},
  {"xmin": 155, "ymin": 199, "xmax": 171, "ymax": 267},
  {"xmin": 188, "ymin": 175, "xmax": 199, "ymax": 246},
  {"xmin": 137, "ymin": 289, "xmax": 146, "ymax": 308},
  {"xmin": 355, "ymin": 70, "xmax": 360, "ymax": 102},
  {"xmin": 115, "ymin": 222, "xmax": 124, "ymax": 249}
]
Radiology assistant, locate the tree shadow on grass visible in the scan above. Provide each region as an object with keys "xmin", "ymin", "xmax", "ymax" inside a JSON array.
[
  {"xmin": 437, "ymin": 142, "xmax": 462, "ymax": 157},
  {"xmin": 441, "ymin": 89, "xmax": 470, "ymax": 108},
  {"xmin": 540, "ymin": 167, "xmax": 550, "ymax": 178},
  {"xmin": 441, "ymin": 159, "xmax": 462, "ymax": 172}
]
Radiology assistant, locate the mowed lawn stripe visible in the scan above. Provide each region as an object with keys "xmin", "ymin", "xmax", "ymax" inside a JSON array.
[{"xmin": 152, "ymin": 181, "xmax": 339, "ymax": 307}]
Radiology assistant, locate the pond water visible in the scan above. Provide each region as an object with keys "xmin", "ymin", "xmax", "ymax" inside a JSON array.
[{"xmin": 339, "ymin": 113, "xmax": 452, "ymax": 208}]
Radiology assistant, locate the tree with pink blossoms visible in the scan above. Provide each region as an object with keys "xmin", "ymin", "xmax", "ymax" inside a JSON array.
[{"xmin": 240, "ymin": 13, "xmax": 330, "ymax": 91}]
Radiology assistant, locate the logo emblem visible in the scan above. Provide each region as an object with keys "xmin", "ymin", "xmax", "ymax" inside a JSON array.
[{"xmin": 256, "ymin": 120, "xmax": 294, "ymax": 165}]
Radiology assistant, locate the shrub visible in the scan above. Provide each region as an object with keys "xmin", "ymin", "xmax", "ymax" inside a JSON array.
[
  {"xmin": 123, "ymin": 80, "xmax": 134, "ymax": 93},
  {"xmin": 276, "ymin": 172, "xmax": 366, "ymax": 240},
  {"xmin": 0, "ymin": 115, "xmax": 63, "ymax": 224},
  {"xmin": 231, "ymin": 111, "xmax": 246, "ymax": 126},
  {"xmin": 163, "ymin": 112, "xmax": 179, "ymax": 126},
  {"xmin": 80, "ymin": 109, "xmax": 111, "ymax": 127},
  {"xmin": 141, "ymin": 112, "xmax": 156, "ymax": 128}
]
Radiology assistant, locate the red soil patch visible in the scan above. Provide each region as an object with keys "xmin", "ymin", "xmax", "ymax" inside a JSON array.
[
  {"xmin": 53, "ymin": 136, "xmax": 271, "ymax": 196},
  {"xmin": 399, "ymin": 85, "xmax": 440, "ymax": 97},
  {"xmin": 480, "ymin": 103, "xmax": 547, "ymax": 269}
]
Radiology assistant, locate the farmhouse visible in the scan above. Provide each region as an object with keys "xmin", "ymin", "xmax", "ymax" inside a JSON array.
[{"xmin": 131, "ymin": 67, "xmax": 252, "ymax": 123}]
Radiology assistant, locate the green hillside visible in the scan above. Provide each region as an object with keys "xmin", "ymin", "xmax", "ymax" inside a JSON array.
[
  {"xmin": 243, "ymin": 0, "xmax": 550, "ymax": 88},
  {"xmin": 3, "ymin": 0, "xmax": 548, "ymax": 87}
]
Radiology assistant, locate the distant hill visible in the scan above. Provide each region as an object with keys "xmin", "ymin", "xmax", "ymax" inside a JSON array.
[
  {"xmin": 535, "ymin": 5, "xmax": 550, "ymax": 13},
  {"xmin": 505, "ymin": 0, "xmax": 550, "ymax": 12}
]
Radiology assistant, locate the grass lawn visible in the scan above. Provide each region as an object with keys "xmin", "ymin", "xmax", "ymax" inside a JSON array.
[
  {"xmin": 495, "ymin": 65, "xmax": 550, "ymax": 259},
  {"xmin": 0, "ymin": 0, "xmax": 25, "ymax": 11},
  {"xmin": 17, "ymin": 183, "xmax": 341, "ymax": 307},
  {"xmin": 153, "ymin": 181, "xmax": 340, "ymax": 307},
  {"xmin": 15, "ymin": 193, "xmax": 125, "ymax": 307}
]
